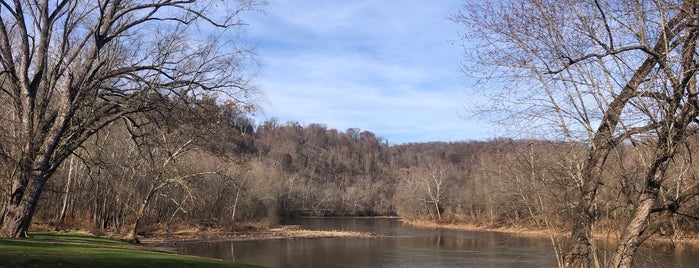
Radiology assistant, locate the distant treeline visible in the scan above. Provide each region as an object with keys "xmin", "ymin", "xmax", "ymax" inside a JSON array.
[{"xmin": 24, "ymin": 98, "xmax": 699, "ymax": 239}]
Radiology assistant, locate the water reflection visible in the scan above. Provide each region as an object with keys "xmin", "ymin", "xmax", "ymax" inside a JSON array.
[{"xmin": 172, "ymin": 218, "xmax": 699, "ymax": 268}]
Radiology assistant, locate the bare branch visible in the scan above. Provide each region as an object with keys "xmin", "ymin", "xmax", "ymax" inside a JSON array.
[{"xmin": 593, "ymin": 0, "xmax": 614, "ymax": 50}]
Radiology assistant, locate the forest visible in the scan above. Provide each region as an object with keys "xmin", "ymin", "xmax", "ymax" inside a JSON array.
[
  {"xmin": 3, "ymin": 1, "xmax": 699, "ymax": 267},
  {"xmin": 8, "ymin": 95, "xmax": 697, "ymax": 245}
]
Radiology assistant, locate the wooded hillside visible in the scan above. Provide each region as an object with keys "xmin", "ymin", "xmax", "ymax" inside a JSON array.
[{"xmin": 12, "ymin": 100, "xmax": 698, "ymax": 241}]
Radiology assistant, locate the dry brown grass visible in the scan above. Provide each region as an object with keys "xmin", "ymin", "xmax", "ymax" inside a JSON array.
[
  {"xmin": 139, "ymin": 225, "xmax": 378, "ymax": 244},
  {"xmin": 259, "ymin": 228, "xmax": 377, "ymax": 239},
  {"xmin": 32, "ymin": 220, "xmax": 377, "ymax": 244},
  {"xmin": 402, "ymin": 219, "xmax": 699, "ymax": 247},
  {"xmin": 401, "ymin": 219, "xmax": 558, "ymax": 238}
]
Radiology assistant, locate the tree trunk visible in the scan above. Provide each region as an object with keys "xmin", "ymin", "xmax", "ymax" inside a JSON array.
[
  {"xmin": 231, "ymin": 188, "xmax": 241, "ymax": 223},
  {"xmin": 563, "ymin": 61, "xmax": 656, "ymax": 265},
  {"xmin": 0, "ymin": 172, "xmax": 47, "ymax": 238},
  {"xmin": 56, "ymin": 156, "xmax": 75, "ymax": 230},
  {"xmin": 609, "ymin": 192, "xmax": 657, "ymax": 268},
  {"xmin": 560, "ymin": 10, "xmax": 680, "ymax": 266},
  {"xmin": 434, "ymin": 202, "xmax": 441, "ymax": 222},
  {"xmin": 126, "ymin": 184, "xmax": 158, "ymax": 243},
  {"xmin": 565, "ymin": 195, "xmax": 595, "ymax": 267},
  {"xmin": 610, "ymin": 155, "xmax": 671, "ymax": 268},
  {"xmin": 564, "ymin": 153, "xmax": 606, "ymax": 268}
]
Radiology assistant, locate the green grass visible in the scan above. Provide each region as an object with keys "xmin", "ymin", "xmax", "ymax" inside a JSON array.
[{"xmin": 0, "ymin": 232, "xmax": 254, "ymax": 267}]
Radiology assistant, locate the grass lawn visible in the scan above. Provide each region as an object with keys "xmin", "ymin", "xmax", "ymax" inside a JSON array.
[{"xmin": 0, "ymin": 232, "xmax": 254, "ymax": 267}]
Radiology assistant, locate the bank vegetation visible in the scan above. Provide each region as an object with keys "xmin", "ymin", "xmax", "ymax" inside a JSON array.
[
  {"xmin": 6, "ymin": 105, "xmax": 699, "ymax": 247},
  {"xmin": 3, "ymin": 1, "xmax": 699, "ymax": 268}
]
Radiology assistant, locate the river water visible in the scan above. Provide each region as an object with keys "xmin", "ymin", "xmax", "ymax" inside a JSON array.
[{"xmin": 172, "ymin": 218, "xmax": 699, "ymax": 267}]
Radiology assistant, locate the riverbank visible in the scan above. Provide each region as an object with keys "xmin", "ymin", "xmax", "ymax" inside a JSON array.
[
  {"xmin": 401, "ymin": 219, "xmax": 557, "ymax": 237},
  {"xmin": 0, "ymin": 224, "xmax": 377, "ymax": 267},
  {"xmin": 401, "ymin": 219, "xmax": 699, "ymax": 245},
  {"xmin": 140, "ymin": 225, "xmax": 379, "ymax": 244},
  {"xmin": 0, "ymin": 232, "xmax": 252, "ymax": 267}
]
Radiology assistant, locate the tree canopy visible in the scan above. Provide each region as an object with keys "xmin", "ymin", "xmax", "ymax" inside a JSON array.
[
  {"xmin": 0, "ymin": 0, "xmax": 259, "ymax": 238},
  {"xmin": 454, "ymin": 1, "xmax": 699, "ymax": 267}
]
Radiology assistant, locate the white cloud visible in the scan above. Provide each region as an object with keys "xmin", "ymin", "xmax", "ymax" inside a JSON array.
[{"xmin": 245, "ymin": 0, "xmax": 491, "ymax": 144}]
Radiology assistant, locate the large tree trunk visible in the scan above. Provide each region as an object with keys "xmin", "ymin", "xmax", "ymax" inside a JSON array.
[
  {"xmin": 564, "ymin": 140, "xmax": 615, "ymax": 267},
  {"xmin": 609, "ymin": 155, "xmax": 671, "ymax": 268},
  {"xmin": 564, "ymin": 178, "xmax": 598, "ymax": 268},
  {"xmin": 0, "ymin": 172, "xmax": 48, "ymax": 238},
  {"xmin": 609, "ymin": 191, "xmax": 657, "ymax": 268},
  {"xmin": 609, "ymin": 6, "xmax": 699, "ymax": 265},
  {"xmin": 609, "ymin": 128, "xmax": 686, "ymax": 267},
  {"xmin": 563, "ymin": 38, "xmax": 666, "ymax": 268}
]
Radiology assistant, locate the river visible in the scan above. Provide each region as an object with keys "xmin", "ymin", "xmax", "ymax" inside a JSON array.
[{"xmin": 171, "ymin": 218, "xmax": 699, "ymax": 267}]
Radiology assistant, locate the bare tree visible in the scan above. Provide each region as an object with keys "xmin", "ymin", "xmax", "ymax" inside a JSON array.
[
  {"xmin": 394, "ymin": 160, "xmax": 451, "ymax": 222},
  {"xmin": 454, "ymin": 1, "xmax": 699, "ymax": 267},
  {"xmin": 124, "ymin": 129, "xmax": 196, "ymax": 243},
  {"xmin": 423, "ymin": 161, "xmax": 448, "ymax": 222},
  {"xmin": 0, "ymin": 0, "xmax": 260, "ymax": 238}
]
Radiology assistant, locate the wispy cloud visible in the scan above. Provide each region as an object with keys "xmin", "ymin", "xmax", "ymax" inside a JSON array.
[{"xmin": 243, "ymin": 0, "xmax": 493, "ymax": 144}]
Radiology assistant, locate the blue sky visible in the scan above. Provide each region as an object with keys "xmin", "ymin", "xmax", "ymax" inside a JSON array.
[{"xmin": 243, "ymin": 0, "xmax": 496, "ymax": 144}]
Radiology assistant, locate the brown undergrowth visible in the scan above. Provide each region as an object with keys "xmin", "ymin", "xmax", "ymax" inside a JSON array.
[
  {"xmin": 140, "ymin": 225, "xmax": 378, "ymax": 244},
  {"xmin": 31, "ymin": 221, "xmax": 378, "ymax": 246},
  {"xmin": 401, "ymin": 219, "xmax": 699, "ymax": 246},
  {"xmin": 401, "ymin": 219, "xmax": 557, "ymax": 237}
]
